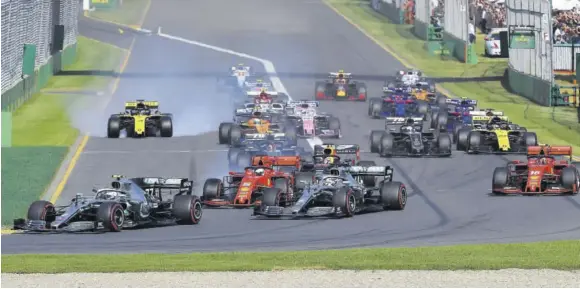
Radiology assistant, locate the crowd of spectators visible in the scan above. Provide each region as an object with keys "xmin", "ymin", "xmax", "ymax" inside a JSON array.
[{"xmin": 553, "ymin": 8, "xmax": 580, "ymax": 44}]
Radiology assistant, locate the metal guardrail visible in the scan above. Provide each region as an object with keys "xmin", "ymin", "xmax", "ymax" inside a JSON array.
[{"xmin": 553, "ymin": 44, "xmax": 580, "ymax": 72}]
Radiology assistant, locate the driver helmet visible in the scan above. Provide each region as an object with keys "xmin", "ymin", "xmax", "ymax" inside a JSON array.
[
  {"xmin": 406, "ymin": 118, "xmax": 415, "ymax": 126},
  {"xmin": 267, "ymin": 143, "xmax": 276, "ymax": 152},
  {"xmin": 102, "ymin": 191, "xmax": 117, "ymax": 200},
  {"xmin": 237, "ymin": 63, "xmax": 244, "ymax": 69},
  {"xmin": 255, "ymin": 168, "xmax": 265, "ymax": 176},
  {"xmin": 324, "ymin": 157, "xmax": 335, "ymax": 164},
  {"xmin": 259, "ymin": 91, "xmax": 269, "ymax": 98},
  {"xmin": 490, "ymin": 116, "xmax": 502, "ymax": 124}
]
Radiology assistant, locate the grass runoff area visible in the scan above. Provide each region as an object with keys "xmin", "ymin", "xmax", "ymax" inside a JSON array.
[
  {"xmin": 3, "ymin": 241, "xmax": 579, "ymax": 273},
  {"xmin": 326, "ymin": 0, "xmax": 580, "ymax": 153},
  {"xmin": 88, "ymin": 0, "xmax": 150, "ymax": 27},
  {"xmin": 1, "ymin": 37, "xmax": 123, "ymax": 226}
]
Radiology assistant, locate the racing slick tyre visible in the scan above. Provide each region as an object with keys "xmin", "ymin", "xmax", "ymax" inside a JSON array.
[
  {"xmin": 160, "ymin": 116, "xmax": 173, "ymax": 137},
  {"xmin": 561, "ymin": 167, "xmax": 579, "ymax": 194},
  {"xmin": 430, "ymin": 111, "xmax": 438, "ymax": 129},
  {"xmin": 356, "ymin": 161, "xmax": 377, "ymax": 187},
  {"xmin": 437, "ymin": 133, "xmax": 452, "ymax": 155},
  {"xmin": 523, "ymin": 132, "xmax": 538, "ymax": 146},
  {"xmin": 228, "ymin": 148, "xmax": 242, "ymax": 169},
  {"xmin": 228, "ymin": 125, "xmax": 243, "ymax": 146},
  {"xmin": 417, "ymin": 101, "xmax": 429, "ymax": 115},
  {"xmin": 379, "ymin": 134, "xmax": 395, "ymax": 157},
  {"xmin": 572, "ymin": 162, "xmax": 580, "ymax": 176},
  {"xmin": 466, "ymin": 131, "xmax": 481, "ymax": 153},
  {"xmin": 453, "ymin": 124, "xmax": 464, "ymax": 143},
  {"xmin": 173, "ymin": 195, "xmax": 203, "ymax": 224},
  {"xmin": 492, "ymin": 167, "xmax": 508, "ymax": 195},
  {"xmin": 435, "ymin": 112, "xmax": 448, "ymax": 130},
  {"xmin": 456, "ymin": 127, "xmax": 471, "ymax": 151},
  {"xmin": 107, "ymin": 117, "xmax": 121, "ymax": 138},
  {"xmin": 332, "ymin": 187, "xmax": 356, "ymax": 217},
  {"xmin": 262, "ymin": 188, "xmax": 282, "ymax": 207},
  {"xmin": 368, "ymin": 98, "xmax": 382, "ymax": 118},
  {"xmin": 203, "ymin": 178, "xmax": 224, "ymax": 201},
  {"xmin": 328, "ymin": 117, "xmax": 341, "ymax": 130},
  {"xmin": 27, "ymin": 200, "xmax": 56, "ymax": 227},
  {"xmin": 219, "ymin": 122, "xmax": 233, "ymax": 144},
  {"xmin": 357, "ymin": 85, "xmax": 367, "ymax": 101},
  {"xmin": 380, "ymin": 182, "xmax": 406, "ymax": 210},
  {"xmin": 274, "ymin": 178, "xmax": 290, "ymax": 206},
  {"xmin": 369, "ymin": 130, "xmax": 386, "ymax": 153},
  {"xmin": 236, "ymin": 152, "xmax": 252, "ymax": 169},
  {"xmin": 294, "ymin": 172, "xmax": 315, "ymax": 191},
  {"xmin": 97, "ymin": 202, "xmax": 125, "ymax": 232}
]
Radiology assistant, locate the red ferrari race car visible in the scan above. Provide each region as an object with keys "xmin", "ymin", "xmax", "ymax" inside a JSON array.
[
  {"xmin": 314, "ymin": 70, "xmax": 367, "ymax": 101},
  {"xmin": 492, "ymin": 145, "xmax": 580, "ymax": 195},
  {"xmin": 201, "ymin": 156, "xmax": 300, "ymax": 208}
]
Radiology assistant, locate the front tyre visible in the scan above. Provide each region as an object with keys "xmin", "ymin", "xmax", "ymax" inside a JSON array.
[
  {"xmin": 107, "ymin": 117, "xmax": 121, "ymax": 138},
  {"xmin": 97, "ymin": 202, "xmax": 125, "ymax": 232}
]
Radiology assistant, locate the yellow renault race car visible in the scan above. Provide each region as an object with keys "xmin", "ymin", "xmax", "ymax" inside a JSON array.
[
  {"xmin": 455, "ymin": 112, "xmax": 537, "ymax": 154},
  {"xmin": 107, "ymin": 100, "xmax": 173, "ymax": 138}
]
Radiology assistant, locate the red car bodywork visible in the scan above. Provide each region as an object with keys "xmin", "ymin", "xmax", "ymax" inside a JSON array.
[
  {"xmin": 203, "ymin": 157, "xmax": 298, "ymax": 208},
  {"xmin": 492, "ymin": 145, "xmax": 580, "ymax": 195}
]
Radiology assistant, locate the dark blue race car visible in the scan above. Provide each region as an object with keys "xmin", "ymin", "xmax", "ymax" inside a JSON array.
[
  {"xmin": 368, "ymin": 94, "xmax": 429, "ymax": 119},
  {"xmin": 434, "ymin": 97, "xmax": 478, "ymax": 142}
]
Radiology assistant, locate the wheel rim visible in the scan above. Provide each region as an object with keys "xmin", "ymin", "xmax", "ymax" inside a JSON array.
[
  {"xmin": 400, "ymin": 188, "xmax": 407, "ymax": 206},
  {"xmin": 347, "ymin": 194, "xmax": 356, "ymax": 213},
  {"xmin": 192, "ymin": 201, "xmax": 202, "ymax": 220},
  {"xmin": 114, "ymin": 208, "xmax": 124, "ymax": 226}
]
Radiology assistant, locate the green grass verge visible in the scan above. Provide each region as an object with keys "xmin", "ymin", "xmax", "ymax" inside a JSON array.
[
  {"xmin": 3, "ymin": 241, "xmax": 579, "ymax": 273},
  {"xmin": 1, "ymin": 147, "xmax": 69, "ymax": 226},
  {"xmin": 12, "ymin": 36, "xmax": 123, "ymax": 146},
  {"xmin": 89, "ymin": 0, "xmax": 150, "ymax": 27},
  {"xmin": 327, "ymin": 0, "xmax": 580, "ymax": 152},
  {"xmin": 1, "ymin": 37, "xmax": 124, "ymax": 226}
]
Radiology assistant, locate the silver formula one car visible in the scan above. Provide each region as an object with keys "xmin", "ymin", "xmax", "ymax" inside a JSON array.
[
  {"xmin": 13, "ymin": 175, "xmax": 202, "ymax": 233},
  {"xmin": 252, "ymin": 165, "xmax": 406, "ymax": 218}
]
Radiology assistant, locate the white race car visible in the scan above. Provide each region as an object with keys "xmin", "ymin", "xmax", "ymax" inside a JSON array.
[{"xmin": 230, "ymin": 64, "xmax": 253, "ymax": 87}]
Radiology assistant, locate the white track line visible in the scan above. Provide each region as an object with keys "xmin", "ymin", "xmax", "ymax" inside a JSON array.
[{"xmin": 156, "ymin": 27, "xmax": 323, "ymax": 149}]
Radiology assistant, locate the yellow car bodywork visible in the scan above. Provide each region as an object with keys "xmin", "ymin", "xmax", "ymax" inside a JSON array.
[
  {"xmin": 471, "ymin": 115, "xmax": 513, "ymax": 151},
  {"xmin": 123, "ymin": 101, "xmax": 160, "ymax": 135}
]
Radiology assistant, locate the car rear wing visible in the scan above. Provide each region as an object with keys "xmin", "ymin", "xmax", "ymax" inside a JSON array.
[
  {"xmin": 314, "ymin": 144, "xmax": 360, "ymax": 155},
  {"xmin": 245, "ymin": 82, "xmax": 272, "ymax": 87},
  {"xmin": 329, "ymin": 72, "xmax": 352, "ymax": 78},
  {"xmin": 251, "ymin": 156, "xmax": 301, "ymax": 169},
  {"xmin": 446, "ymin": 98, "xmax": 477, "ymax": 106},
  {"xmin": 286, "ymin": 100, "xmax": 319, "ymax": 108},
  {"xmin": 385, "ymin": 117, "xmax": 424, "ymax": 126},
  {"xmin": 471, "ymin": 115, "xmax": 509, "ymax": 122},
  {"xmin": 470, "ymin": 109, "xmax": 504, "ymax": 116},
  {"xmin": 125, "ymin": 101, "xmax": 159, "ymax": 109},
  {"xmin": 527, "ymin": 145, "xmax": 572, "ymax": 159},
  {"xmin": 347, "ymin": 166, "xmax": 394, "ymax": 181},
  {"xmin": 247, "ymin": 90, "xmax": 278, "ymax": 96},
  {"xmin": 243, "ymin": 132, "xmax": 286, "ymax": 140}
]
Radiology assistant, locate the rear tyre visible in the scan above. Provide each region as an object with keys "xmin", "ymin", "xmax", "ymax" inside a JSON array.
[
  {"xmin": 380, "ymin": 182, "xmax": 406, "ymax": 210},
  {"xmin": 456, "ymin": 128, "xmax": 471, "ymax": 151},
  {"xmin": 97, "ymin": 202, "xmax": 124, "ymax": 232},
  {"xmin": 369, "ymin": 130, "xmax": 385, "ymax": 153},
  {"xmin": 379, "ymin": 134, "xmax": 394, "ymax": 157},
  {"xmin": 328, "ymin": 117, "xmax": 341, "ymax": 130},
  {"xmin": 219, "ymin": 122, "xmax": 233, "ymax": 144},
  {"xmin": 236, "ymin": 152, "xmax": 252, "ymax": 169},
  {"xmin": 173, "ymin": 195, "xmax": 202, "ymax": 224},
  {"xmin": 107, "ymin": 117, "xmax": 121, "ymax": 138},
  {"xmin": 523, "ymin": 132, "xmax": 538, "ymax": 146},
  {"xmin": 202, "ymin": 178, "xmax": 223, "ymax": 200},
  {"xmin": 228, "ymin": 148, "xmax": 241, "ymax": 170},
  {"xmin": 160, "ymin": 116, "xmax": 173, "ymax": 137},
  {"xmin": 437, "ymin": 133, "xmax": 452, "ymax": 155},
  {"xmin": 228, "ymin": 125, "xmax": 243, "ymax": 146},
  {"xmin": 332, "ymin": 188, "xmax": 356, "ymax": 217},
  {"xmin": 369, "ymin": 98, "xmax": 382, "ymax": 118},
  {"xmin": 435, "ymin": 112, "xmax": 448, "ymax": 130}
]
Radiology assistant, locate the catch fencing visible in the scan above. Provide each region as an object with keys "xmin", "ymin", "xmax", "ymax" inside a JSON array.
[
  {"xmin": 505, "ymin": 0, "xmax": 553, "ymax": 106},
  {"xmin": 1, "ymin": 0, "xmax": 79, "ymax": 111}
]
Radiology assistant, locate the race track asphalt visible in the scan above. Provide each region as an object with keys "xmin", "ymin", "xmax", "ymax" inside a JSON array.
[{"xmin": 3, "ymin": 0, "xmax": 580, "ymax": 254}]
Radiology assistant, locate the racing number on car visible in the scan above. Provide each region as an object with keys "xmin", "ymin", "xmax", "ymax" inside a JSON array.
[{"xmin": 529, "ymin": 171, "xmax": 540, "ymax": 175}]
